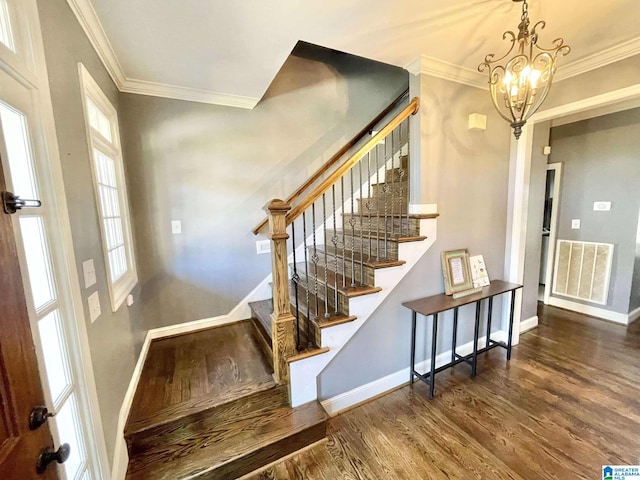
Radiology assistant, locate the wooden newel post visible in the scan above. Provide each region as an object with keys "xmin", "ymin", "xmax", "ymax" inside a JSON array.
[{"xmin": 265, "ymin": 199, "xmax": 297, "ymax": 384}]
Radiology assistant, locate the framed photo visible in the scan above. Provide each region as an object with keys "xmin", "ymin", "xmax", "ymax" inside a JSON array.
[{"xmin": 441, "ymin": 249, "xmax": 474, "ymax": 295}]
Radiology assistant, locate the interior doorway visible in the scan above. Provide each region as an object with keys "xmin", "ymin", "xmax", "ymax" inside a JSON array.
[{"xmin": 539, "ymin": 163, "xmax": 562, "ymax": 305}]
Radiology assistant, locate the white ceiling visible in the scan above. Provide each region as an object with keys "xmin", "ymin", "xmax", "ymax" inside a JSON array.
[{"xmin": 71, "ymin": 0, "xmax": 640, "ymax": 108}]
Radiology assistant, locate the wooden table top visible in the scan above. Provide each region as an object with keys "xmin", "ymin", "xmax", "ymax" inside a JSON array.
[{"xmin": 402, "ymin": 280, "xmax": 522, "ymax": 317}]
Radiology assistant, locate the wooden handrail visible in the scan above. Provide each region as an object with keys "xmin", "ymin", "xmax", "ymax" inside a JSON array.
[
  {"xmin": 285, "ymin": 97, "xmax": 419, "ymax": 226},
  {"xmin": 252, "ymin": 89, "xmax": 410, "ymax": 235}
]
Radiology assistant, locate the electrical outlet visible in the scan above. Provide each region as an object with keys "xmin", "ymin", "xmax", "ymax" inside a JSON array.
[
  {"xmin": 82, "ymin": 259, "xmax": 96, "ymax": 288},
  {"xmin": 171, "ymin": 220, "xmax": 182, "ymax": 234},
  {"xmin": 593, "ymin": 201, "xmax": 611, "ymax": 211},
  {"xmin": 571, "ymin": 219, "xmax": 581, "ymax": 229},
  {"xmin": 88, "ymin": 291, "xmax": 101, "ymax": 323}
]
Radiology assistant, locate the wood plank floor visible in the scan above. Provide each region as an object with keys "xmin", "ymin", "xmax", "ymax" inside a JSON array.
[
  {"xmin": 126, "ymin": 320, "xmax": 275, "ymax": 435},
  {"xmin": 245, "ymin": 304, "xmax": 640, "ymax": 480}
]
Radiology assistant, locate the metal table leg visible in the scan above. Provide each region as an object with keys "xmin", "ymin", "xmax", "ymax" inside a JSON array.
[
  {"xmin": 507, "ymin": 290, "xmax": 516, "ymax": 360},
  {"xmin": 429, "ymin": 313, "xmax": 438, "ymax": 398},
  {"xmin": 472, "ymin": 301, "xmax": 481, "ymax": 378},
  {"xmin": 410, "ymin": 311, "xmax": 416, "ymax": 384},
  {"xmin": 486, "ymin": 297, "xmax": 493, "ymax": 348},
  {"xmin": 451, "ymin": 307, "xmax": 458, "ymax": 363}
]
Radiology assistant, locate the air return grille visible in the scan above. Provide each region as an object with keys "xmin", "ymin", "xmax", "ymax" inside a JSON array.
[{"xmin": 552, "ymin": 240, "xmax": 614, "ymax": 305}]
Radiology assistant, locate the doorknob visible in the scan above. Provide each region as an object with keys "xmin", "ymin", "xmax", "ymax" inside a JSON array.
[
  {"xmin": 29, "ymin": 406, "xmax": 55, "ymax": 430},
  {"xmin": 36, "ymin": 443, "xmax": 70, "ymax": 474},
  {"xmin": 2, "ymin": 191, "xmax": 42, "ymax": 214}
]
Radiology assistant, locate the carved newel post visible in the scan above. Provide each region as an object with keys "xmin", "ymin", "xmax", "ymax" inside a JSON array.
[{"xmin": 265, "ymin": 199, "xmax": 297, "ymax": 383}]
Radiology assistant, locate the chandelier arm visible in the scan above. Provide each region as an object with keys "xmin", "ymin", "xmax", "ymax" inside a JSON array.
[{"xmin": 478, "ymin": 31, "xmax": 517, "ymax": 72}]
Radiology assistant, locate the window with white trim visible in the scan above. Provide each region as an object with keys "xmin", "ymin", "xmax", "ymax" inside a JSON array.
[
  {"xmin": 78, "ymin": 63, "xmax": 137, "ymax": 311},
  {"xmin": 0, "ymin": 0, "xmax": 16, "ymax": 52}
]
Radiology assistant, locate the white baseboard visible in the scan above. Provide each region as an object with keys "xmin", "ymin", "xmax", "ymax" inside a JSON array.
[
  {"xmin": 548, "ymin": 297, "xmax": 630, "ymax": 325},
  {"xmin": 629, "ymin": 306, "xmax": 640, "ymax": 324},
  {"xmin": 321, "ymin": 330, "xmax": 506, "ymax": 416},
  {"xmin": 110, "ymin": 273, "xmax": 274, "ymax": 479},
  {"xmin": 520, "ymin": 315, "xmax": 538, "ymax": 333}
]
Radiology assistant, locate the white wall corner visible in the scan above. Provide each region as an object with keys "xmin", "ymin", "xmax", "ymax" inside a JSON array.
[
  {"xmin": 404, "ymin": 54, "xmax": 487, "ymax": 90},
  {"xmin": 409, "ymin": 203, "xmax": 438, "ymax": 215},
  {"xmin": 520, "ymin": 315, "xmax": 539, "ymax": 333}
]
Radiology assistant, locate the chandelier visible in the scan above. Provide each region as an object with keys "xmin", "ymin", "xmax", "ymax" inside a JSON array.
[{"xmin": 478, "ymin": 0, "xmax": 570, "ymax": 139}]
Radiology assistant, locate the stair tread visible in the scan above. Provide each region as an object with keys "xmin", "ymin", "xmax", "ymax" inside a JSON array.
[
  {"xmin": 126, "ymin": 387, "xmax": 328, "ymax": 480},
  {"xmin": 291, "ymin": 289, "xmax": 357, "ymax": 329}
]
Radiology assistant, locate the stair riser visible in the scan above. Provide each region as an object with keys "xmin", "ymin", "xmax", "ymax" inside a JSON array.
[
  {"xmin": 288, "ymin": 295, "xmax": 322, "ymax": 347},
  {"xmin": 356, "ymin": 197, "xmax": 407, "ymax": 215},
  {"xmin": 195, "ymin": 421, "xmax": 327, "ymax": 480},
  {"xmin": 342, "ymin": 233, "xmax": 399, "ymax": 260},
  {"xmin": 341, "ymin": 215, "xmax": 420, "ymax": 237},
  {"xmin": 294, "ymin": 280, "xmax": 349, "ymax": 319},
  {"xmin": 371, "ymin": 181, "xmax": 408, "ymax": 198},
  {"xmin": 305, "ymin": 247, "xmax": 376, "ymax": 285},
  {"xmin": 249, "ymin": 317, "xmax": 273, "ymax": 369}
]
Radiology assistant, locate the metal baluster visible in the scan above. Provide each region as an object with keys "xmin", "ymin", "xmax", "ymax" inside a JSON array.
[
  {"xmin": 291, "ymin": 222, "xmax": 301, "ymax": 350},
  {"xmin": 331, "ymin": 185, "xmax": 339, "ymax": 315},
  {"xmin": 398, "ymin": 120, "xmax": 407, "ymax": 238},
  {"xmin": 382, "ymin": 134, "xmax": 389, "ymax": 259},
  {"xmin": 366, "ymin": 152, "xmax": 373, "ymax": 262},
  {"xmin": 311, "ymin": 203, "xmax": 320, "ymax": 325},
  {"xmin": 375, "ymin": 144, "xmax": 381, "ymax": 261},
  {"xmin": 302, "ymin": 212, "xmax": 311, "ymax": 347},
  {"xmin": 349, "ymin": 168, "xmax": 357, "ymax": 287},
  {"xmin": 358, "ymin": 159, "xmax": 364, "ymax": 285},
  {"xmin": 404, "ymin": 119, "xmax": 410, "ymax": 237},
  {"xmin": 341, "ymin": 177, "xmax": 346, "ymax": 290},
  {"xmin": 322, "ymin": 194, "xmax": 330, "ymax": 318},
  {"xmin": 390, "ymin": 124, "xmax": 396, "ymax": 239}
]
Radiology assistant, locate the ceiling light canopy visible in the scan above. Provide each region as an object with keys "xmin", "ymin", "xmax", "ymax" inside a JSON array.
[{"xmin": 479, "ymin": 0, "xmax": 570, "ymax": 139}]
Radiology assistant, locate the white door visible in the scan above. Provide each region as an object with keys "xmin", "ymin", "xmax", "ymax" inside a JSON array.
[{"xmin": 0, "ymin": 1, "xmax": 107, "ymax": 477}]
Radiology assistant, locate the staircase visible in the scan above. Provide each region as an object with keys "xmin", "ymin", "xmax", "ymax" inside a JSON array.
[
  {"xmin": 123, "ymin": 92, "xmax": 439, "ymax": 479},
  {"xmin": 249, "ymin": 94, "xmax": 439, "ymax": 408}
]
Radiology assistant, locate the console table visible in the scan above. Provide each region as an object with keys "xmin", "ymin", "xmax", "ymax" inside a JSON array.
[{"xmin": 402, "ymin": 280, "xmax": 522, "ymax": 398}]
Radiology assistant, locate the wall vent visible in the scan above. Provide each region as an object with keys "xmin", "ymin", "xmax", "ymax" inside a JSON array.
[{"xmin": 552, "ymin": 240, "xmax": 614, "ymax": 305}]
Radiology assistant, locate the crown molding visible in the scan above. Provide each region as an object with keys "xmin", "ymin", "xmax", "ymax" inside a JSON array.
[
  {"xmin": 556, "ymin": 36, "xmax": 640, "ymax": 82},
  {"xmin": 120, "ymin": 78, "xmax": 259, "ymax": 109},
  {"xmin": 66, "ymin": 0, "xmax": 126, "ymax": 87},
  {"xmin": 405, "ymin": 54, "xmax": 487, "ymax": 90},
  {"xmin": 65, "ymin": 0, "xmax": 259, "ymax": 108}
]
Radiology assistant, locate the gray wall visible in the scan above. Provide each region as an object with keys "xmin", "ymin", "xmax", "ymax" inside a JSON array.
[
  {"xmin": 37, "ymin": 0, "xmax": 144, "ymax": 463},
  {"xmin": 119, "ymin": 52, "xmax": 408, "ymax": 330},
  {"xmin": 521, "ymin": 122, "xmax": 551, "ymax": 321},
  {"xmin": 318, "ymin": 75, "xmax": 511, "ymax": 399},
  {"xmin": 548, "ymin": 108, "xmax": 640, "ymax": 314}
]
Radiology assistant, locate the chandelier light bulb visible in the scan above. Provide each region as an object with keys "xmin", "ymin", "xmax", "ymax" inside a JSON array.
[{"xmin": 478, "ymin": 0, "xmax": 570, "ymax": 139}]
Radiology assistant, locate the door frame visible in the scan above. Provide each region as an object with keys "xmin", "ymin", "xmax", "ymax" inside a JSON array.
[
  {"xmin": 542, "ymin": 162, "xmax": 562, "ymax": 305},
  {"xmin": 503, "ymin": 82, "xmax": 640, "ymax": 346},
  {"xmin": 0, "ymin": 0, "xmax": 109, "ymax": 477}
]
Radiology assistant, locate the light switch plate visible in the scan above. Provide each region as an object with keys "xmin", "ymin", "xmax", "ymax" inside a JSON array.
[
  {"xmin": 88, "ymin": 291, "xmax": 101, "ymax": 323},
  {"xmin": 256, "ymin": 240, "xmax": 271, "ymax": 255},
  {"xmin": 171, "ymin": 220, "xmax": 182, "ymax": 234},
  {"xmin": 571, "ymin": 219, "xmax": 581, "ymax": 229},
  {"xmin": 593, "ymin": 201, "xmax": 611, "ymax": 211},
  {"xmin": 82, "ymin": 259, "xmax": 96, "ymax": 288}
]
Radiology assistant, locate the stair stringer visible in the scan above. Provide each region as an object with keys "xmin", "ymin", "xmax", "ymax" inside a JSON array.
[{"xmin": 288, "ymin": 216, "xmax": 437, "ymax": 407}]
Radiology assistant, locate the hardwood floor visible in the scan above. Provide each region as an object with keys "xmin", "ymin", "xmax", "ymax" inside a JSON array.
[
  {"xmin": 126, "ymin": 320, "xmax": 275, "ymax": 436},
  {"xmin": 245, "ymin": 304, "xmax": 640, "ymax": 480}
]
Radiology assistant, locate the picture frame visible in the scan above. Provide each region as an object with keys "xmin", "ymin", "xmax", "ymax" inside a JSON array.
[{"xmin": 441, "ymin": 249, "xmax": 474, "ymax": 295}]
